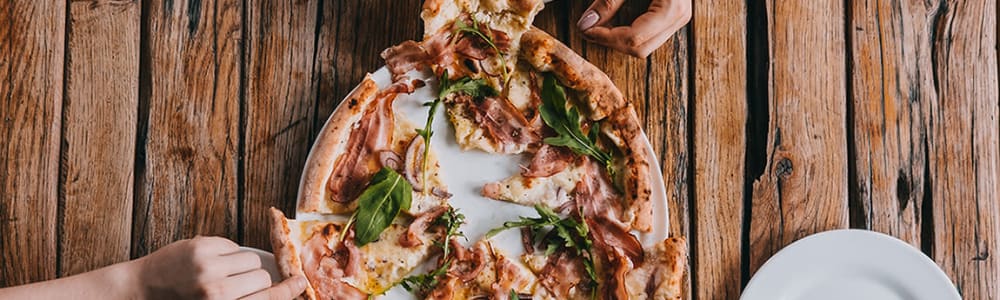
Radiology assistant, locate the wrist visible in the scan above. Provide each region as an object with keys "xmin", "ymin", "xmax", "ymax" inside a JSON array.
[{"xmin": 109, "ymin": 258, "xmax": 147, "ymax": 299}]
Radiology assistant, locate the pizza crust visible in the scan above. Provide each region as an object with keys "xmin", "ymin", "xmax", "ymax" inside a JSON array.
[
  {"xmin": 298, "ymin": 76, "xmax": 380, "ymax": 214},
  {"xmin": 298, "ymin": 75, "xmax": 449, "ymax": 215},
  {"xmin": 519, "ymin": 27, "xmax": 626, "ymax": 121}
]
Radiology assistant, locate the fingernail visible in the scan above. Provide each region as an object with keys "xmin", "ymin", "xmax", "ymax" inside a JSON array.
[{"xmin": 577, "ymin": 10, "xmax": 599, "ymax": 30}]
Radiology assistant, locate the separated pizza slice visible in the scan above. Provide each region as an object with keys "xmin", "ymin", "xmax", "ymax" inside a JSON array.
[
  {"xmin": 520, "ymin": 237, "xmax": 688, "ymax": 300},
  {"xmin": 381, "ymin": 0, "xmax": 547, "ymax": 154},
  {"xmin": 298, "ymin": 75, "xmax": 451, "ymax": 215},
  {"xmin": 269, "ymin": 207, "xmax": 453, "ymax": 299},
  {"xmin": 481, "ymin": 27, "xmax": 654, "ymax": 232},
  {"xmin": 404, "ymin": 240, "xmax": 540, "ymax": 299}
]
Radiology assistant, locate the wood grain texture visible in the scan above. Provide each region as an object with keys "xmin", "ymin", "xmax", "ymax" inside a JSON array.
[
  {"xmin": 691, "ymin": 0, "xmax": 745, "ymax": 297},
  {"xmin": 847, "ymin": 0, "xmax": 939, "ymax": 248},
  {"xmin": 567, "ymin": 0, "xmax": 649, "ymax": 120},
  {"xmin": 133, "ymin": 0, "xmax": 242, "ymax": 256},
  {"xmin": 648, "ymin": 32, "xmax": 691, "ymax": 300},
  {"xmin": 0, "ymin": 0, "xmax": 65, "ymax": 286},
  {"xmin": 61, "ymin": 0, "xmax": 140, "ymax": 276},
  {"xmin": 243, "ymin": 0, "xmax": 319, "ymax": 249},
  {"xmin": 312, "ymin": 0, "xmax": 423, "ymax": 139},
  {"xmin": 928, "ymin": 0, "xmax": 1000, "ymax": 297},
  {"xmin": 748, "ymin": 0, "xmax": 849, "ymax": 274}
]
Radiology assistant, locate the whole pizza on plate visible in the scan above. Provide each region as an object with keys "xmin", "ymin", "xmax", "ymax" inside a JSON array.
[{"xmin": 269, "ymin": 0, "xmax": 688, "ymax": 299}]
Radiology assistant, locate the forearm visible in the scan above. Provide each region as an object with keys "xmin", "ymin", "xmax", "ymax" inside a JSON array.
[{"xmin": 0, "ymin": 260, "xmax": 141, "ymax": 299}]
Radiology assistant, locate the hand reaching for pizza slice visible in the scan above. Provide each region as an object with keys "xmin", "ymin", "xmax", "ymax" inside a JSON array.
[
  {"xmin": 576, "ymin": 0, "xmax": 692, "ymax": 58},
  {"xmin": 0, "ymin": 236, "xmax": 306, "ymax": 300}
]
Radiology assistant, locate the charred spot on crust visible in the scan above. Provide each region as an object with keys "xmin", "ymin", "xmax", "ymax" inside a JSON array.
[{"xmin": 348, "ymin": 98, "xmax": 359, "ymax": 109}]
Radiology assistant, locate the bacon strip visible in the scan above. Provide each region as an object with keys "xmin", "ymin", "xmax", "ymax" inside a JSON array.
[
  {"xmin": 300, "ymin": 226, "xmax": 367, "ymax": 300},
  {"xmin": 326, "ymin": 92, "xmax": 396, "ymax": 203}
]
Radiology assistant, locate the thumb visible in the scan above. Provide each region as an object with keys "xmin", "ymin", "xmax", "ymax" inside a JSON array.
[{"xmin": 577, "ymin": 0, "xmax": 626, "ymax": 30}]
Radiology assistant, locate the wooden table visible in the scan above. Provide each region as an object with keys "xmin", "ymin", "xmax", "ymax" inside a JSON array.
[{"xmin": 2, "ymin": 0, "xmax": 997, "ymax": 298}]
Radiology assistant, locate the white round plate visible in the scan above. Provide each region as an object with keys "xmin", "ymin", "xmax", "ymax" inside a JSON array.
[
  {"xmin": 287, "ymin": 67, "xmax": 670, "ymax": 299},
  {"xmin": 741, "ymin": 229, "xmax": 960, "ymax": 300}
]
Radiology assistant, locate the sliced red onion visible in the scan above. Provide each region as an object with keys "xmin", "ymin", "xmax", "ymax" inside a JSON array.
[
  {"xmin": 378, "ymin": 150, "xmax": 403, "ymax": 172},
  {"xmin": 403, "ymin": 136, "xmax": 426, "ymax": 190}
]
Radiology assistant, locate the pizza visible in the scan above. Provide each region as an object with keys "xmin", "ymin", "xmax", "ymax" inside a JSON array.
[{"xmin": 269, "ymin": 0, "xmax": 685, "ymax": 299}]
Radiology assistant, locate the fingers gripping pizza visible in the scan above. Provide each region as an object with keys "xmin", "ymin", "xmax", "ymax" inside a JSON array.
[{"xmin": 270, "ymin": 0, "xmax": 685, "ymax": 299}]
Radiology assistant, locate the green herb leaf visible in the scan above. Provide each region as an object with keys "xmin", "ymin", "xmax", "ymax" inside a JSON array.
[
  {"xmin": 398, "ymin": 206, "xmax": 466, "ymax": 296},
  {"xmin": 510, "ymin": 289, "xmax": 520, "ymax": 300},
  {"xmin": 416, "ymin": 71, "xmax": 498, "ymax": 192},
  {"xmin": 351, "ymin": 167, "xmax": 413, "ymax": 246},
  {"xmin": 539, "ymin": 73, "xmax": 617, "ymax": 184},
  {"xmin": 485, "ymin": 205, "xmax": 599, "ymax": 287},
  {"xmin": 400, "ymin": 261, "xmax": 451, "ymax": 293},
  {"xmin": 454, "ymin": 19, "xmax": 510, "ymax": 84}
]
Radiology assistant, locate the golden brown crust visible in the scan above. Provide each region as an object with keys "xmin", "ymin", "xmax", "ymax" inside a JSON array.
[
  {"xmin": 518, "ymin": 27, "xmax": 652, "ymax": 232},
  {"xmin": 297, "ymin": 76, "xmax": 379, "ymax": 214},
  {"xmin": 269, "ymin": 208, "xmax": 316, "ymax": 300},
  {"xmin": 519, "ymin": 27, "xmax": 626, "ymax": 120},
  {"xmin": 604, "ymin": 104, "xmax": 654, "ymax": 232}
]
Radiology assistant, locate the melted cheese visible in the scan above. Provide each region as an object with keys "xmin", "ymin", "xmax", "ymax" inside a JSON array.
[
  {"xmin": 284, "ymin": 218, "xmax": 437, "ymax": 296},
  {"xmin": 485, "ymin": 164, "xmax": 585, "ymax": 208}
]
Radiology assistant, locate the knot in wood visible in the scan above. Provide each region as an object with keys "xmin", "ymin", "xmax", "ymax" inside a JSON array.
[{"xmin": 775, "ymin": 157, "xmax": 793, "ymax": 177}]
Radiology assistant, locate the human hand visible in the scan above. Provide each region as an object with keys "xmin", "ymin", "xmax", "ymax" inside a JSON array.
[
  {"xmin": 576, "ymin": 0, "xmax": 692, "ymax": 58},
  {"xmin": 132, "ymin": 236, "xmax": 307, "ymax": 300}
]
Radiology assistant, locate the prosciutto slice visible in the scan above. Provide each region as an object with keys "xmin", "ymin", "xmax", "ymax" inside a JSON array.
[
  {"xmin": 299, "ymin": 226, "xmax": 367, "ymax": 300},
  {"xmin": 399, "ymin": 205, "xmax": 449, "ymax": 247},
  {"xmin": 522, "ymin": 144, "xmax": 576, "ymax": 177},
  {"xmin": 573, "ymin": 159, "xmax": 624, "ymax": 225},
  {"xmin": 538, "ymin": 252, "xmax": 587, "ymax": 298},
  {"xmin": 326, "ymin": 92, "xmax": 396, "ymax": 203},
  {"xmin": 451, "ymin": 94, "xmax": 540, "ymax": 152},
  {"xmin": 381, "ymin": 18, "xmax": 513, "ymax": 81}
]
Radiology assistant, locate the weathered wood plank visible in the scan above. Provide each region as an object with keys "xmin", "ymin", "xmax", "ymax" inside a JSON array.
[
  {"xmin": 748, "ymin": 0, "xmax": 849, "ymax": 274},
  {"xmin": 0, "ymin": 0, "xmax": 65, "ymax": 286},
  {"xmin": 243, "ymin": 0, "xmax": 320, "ymax": 249},
  {"xmin": 648, "ymin": 32, "xmax": 691, "ymax": 300},
  {"xmin": 691, "ymin": 0, "xmax": 745, "ymax": 297},
  {"xmin": 312, "ymin": 0, "xmax": 422, "ymax": 140},
  {"xmin": 847, "ymin": 0, "xmax": 939, "ymax": 248},
  {"xmin": 133, "ymin": 0, "xmax": 242, "ymax": 256},
  {"xmin": 61, "ymin": 0, "xmax": 140, "ymax": 276},
  {"xmin": 567, "ymin": 0, "xmax": 649, "ymax": 122},
  {"xmin": 928, "ymin": 0, "xmax": 1000, "ymax": 297}
]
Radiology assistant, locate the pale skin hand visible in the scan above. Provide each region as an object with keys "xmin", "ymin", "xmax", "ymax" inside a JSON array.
[
  {"xmin": 576, "ymin": 0, "xmax": 692, "ymax": 58},
  {"xmin": 0, "ymin": 236, "xmax": 307, "ymax": 300}
]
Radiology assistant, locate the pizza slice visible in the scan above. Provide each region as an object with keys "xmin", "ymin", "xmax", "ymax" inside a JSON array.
[
  {"xmin": 407, "ymin": 206, "xmax": 687, "ymax": 300},
  {"xmin": 481, "ymin": 27, "xmax": 654, "ymax": 232},
  {"xmin": 381, "ymin": 0, "xmax": 547, "ymax": 154},
  {"xmin": 269, "ymin": 207, "xmax": 453, "ymax": 299},
  {"xmin": 405, "ymin": 240, "xmax": 540, "ymax": 299},
  {"xmin": 298, "ymin": 75, "xmax": 450, "ymax": 215}
]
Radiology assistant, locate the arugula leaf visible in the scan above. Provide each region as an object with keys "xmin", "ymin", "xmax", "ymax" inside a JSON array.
[
  {"xmin": 454, "ymin": 19, "xmax": 510, "ymax": 84},
  {"xmin": 486, "ymin": 205, "xmax": 599, "ymax": 288},
  {"xmin": 416, "ymin": 71, "xmax": 497, "ymax": 192},
  {"xmin": 435, "ymin": 206, "xmax": 466, "ymax": 259},
  {"xmin": 399, "ymin": 206, "xmax": 466, "ymax": 296},
  {"xmin": 538, "ymin": 73, "xmax": 618, "ymax": 185},
  {"xmin": 400, "ymin": 260, "xmax": 450, "ymax": 293},
  {"xmin": 350, "ymin": 167, "xmax": 413, "ymax": 246},
  {"xmin": 510, "ymin": 289, "xmax": 520, "ymax": 300}
]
